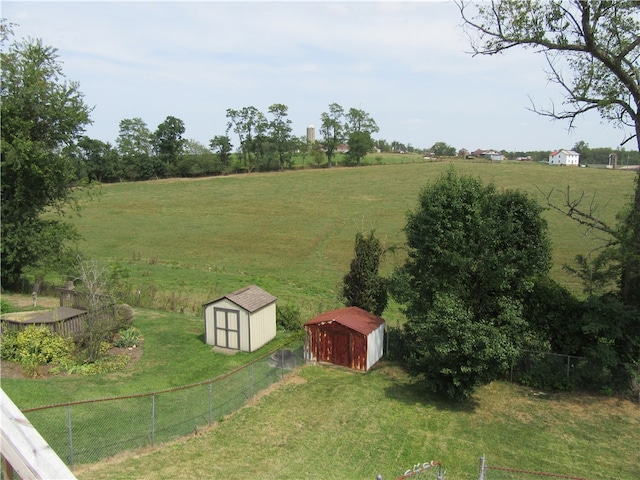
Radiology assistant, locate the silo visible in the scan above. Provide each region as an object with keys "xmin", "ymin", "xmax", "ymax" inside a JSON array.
[{"xmin": 306, "ymin": 125, "xmax": 315, "ymax": 143}]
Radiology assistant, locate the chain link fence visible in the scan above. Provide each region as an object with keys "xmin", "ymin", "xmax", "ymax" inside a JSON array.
[
  {"xmin": 20, "ymin": 339, "xmax": 304, "ymax": 467},
  {"xmin": 509, "ymin": 351, "xmax": 639, "ymax": 399},
  {"xmin": 478, "ymin": 455, "xmax": 590, "ymax": 480}
]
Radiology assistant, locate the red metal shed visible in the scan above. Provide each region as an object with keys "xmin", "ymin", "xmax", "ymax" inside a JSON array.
[{"xmin": 304, "ymin": 306, "xmax": 385, "ymax": 372}]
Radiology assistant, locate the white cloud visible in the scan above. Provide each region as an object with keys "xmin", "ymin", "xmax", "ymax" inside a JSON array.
[{"xmin": 2, "ymin": 1, "xmax": 628, "ymax": 151}]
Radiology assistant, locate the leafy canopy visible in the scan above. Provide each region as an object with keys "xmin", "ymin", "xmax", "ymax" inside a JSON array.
[
  {"xmin": 1, "ymin": 28, "xmax": 92, "ymax": 286},
  {"xmin": 341, "ymin": 230, "xmax": 388, "ymax": 316},
  {"xmin": 395, "ymin": 168, "xmax": 551, "ymax": 399}
]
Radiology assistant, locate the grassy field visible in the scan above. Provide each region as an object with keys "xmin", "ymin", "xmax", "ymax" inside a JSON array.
[
  {"xmin": 4, "ymin": 161, "xmax": 638, "ymax": 479},
  {"xmin": 72, "ymin": 366, "xmax": 640, "ymax": 480},
  {"xmin": 62, "ymin": 160, "xmax": 636, "ymax": 323}
]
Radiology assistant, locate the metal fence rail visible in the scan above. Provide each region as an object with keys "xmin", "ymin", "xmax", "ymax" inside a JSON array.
[
  {"xmin": 21, "ymin": 340, "xmax": 304, "ymax": 467},
  {"xmin": 479, "ymin": 455, "xmax": 590, "ymax": 480}
]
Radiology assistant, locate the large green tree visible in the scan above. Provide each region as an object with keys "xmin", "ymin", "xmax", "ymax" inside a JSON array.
[
  {"xmin": 341, "ymin": 230, "xmax": 388, "ymax": 316},
  {"xmin": 344, "ymin": 107, "xmax": 378, "ymax": 166},
  {"xmin": 115, "ymin": 117, "xmax": 153, "ymax": 180},
  {"xmin": 459, "ymin": 0, "xmax": 640, "ymax": 309},
  {"xmin": 153, "ymin": 115, "xmax": 185, "ymax": 177},
  {"xmin": 319, "ymin": 103, "xmax": 345, "ymax": 168},
  {"xmin": 394, "ymin": 169, "xmax": 551, "ymax": 399},
  {"xmin": 209, "ymin": 135, "xmax": 233, "ymax": 166},
  {"xmin": 225, "ymin": 106, "xmax": 266, "ymax": 171},
  {"xmin": 267, "ymin": 103, "xmax": 294, "ymax": 170},
  {"xmin": 1, "ymin": 28, "xmax": 92, "ymax": 287}
]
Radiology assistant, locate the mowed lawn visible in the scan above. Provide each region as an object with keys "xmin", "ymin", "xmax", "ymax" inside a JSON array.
[
  {"xmin": 73, "ymin": 365, "xmax": 640, "ymax": 480},
  {"xmin": 68, "ymin": 160, "xmax": 637, "ymax": 321}
]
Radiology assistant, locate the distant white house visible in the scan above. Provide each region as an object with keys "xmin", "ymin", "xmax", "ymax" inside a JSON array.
[{"xmin": 549, "ymin": 149, "xmax": 580, "ymax": 166}]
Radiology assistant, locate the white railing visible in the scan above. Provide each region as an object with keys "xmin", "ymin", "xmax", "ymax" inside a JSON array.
[{"xmin": 0, "ymin": 388, "xmax": 76, "ymax": 480}]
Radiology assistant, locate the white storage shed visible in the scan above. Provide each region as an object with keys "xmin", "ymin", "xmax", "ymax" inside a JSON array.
[{"xmin": 204, "ymin": 285, "xmax": 277, "ymax": 352}]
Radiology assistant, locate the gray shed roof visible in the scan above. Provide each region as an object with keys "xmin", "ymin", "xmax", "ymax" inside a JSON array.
[
  {"xmin": 16, "ymin": 307, "xmax": 86, "ymax": 324},
  {"xmin": 205, "ymin": 285, "xmax": 276, "ymax": 313}
]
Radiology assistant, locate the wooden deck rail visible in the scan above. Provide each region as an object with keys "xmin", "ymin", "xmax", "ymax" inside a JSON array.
[{"xmin": 0, "ymin": 388, "xmax": 76, "ymax": 479}]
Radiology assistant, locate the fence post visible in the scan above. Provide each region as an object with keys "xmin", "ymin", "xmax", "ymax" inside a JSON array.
[
  {"xmin": 478, "ymin": 454, "xmax": 486, "ymax": 480},
  {"xmin": 250, "ymin": 363, "xmax": 254, "ymax": 399},
  {"xmin": 67, "ymin": 405, "xmax": 74, "ymax": 468},
  {"xmin": 151, "ymin": 394, "xmax": 155, "ymax": 447},
  {"xmin": 281, "ymin": 352, "xmax": 285, "ymax": 380},
  {"xmin": 208, "ymin": 382, "xmax": 213, "ymax": 426},
  {"xmin": 566, "ymin": 355, "xmax": 571, "ymax": 387}
]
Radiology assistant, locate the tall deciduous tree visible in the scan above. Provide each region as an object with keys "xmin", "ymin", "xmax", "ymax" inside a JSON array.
[
  {"xmin": 320, "ymin": 103, "xmax": 345, "ymax": 168},
  {"xmin": 344, "ymin": 107, "xmax": 379, "ymax": 166},
  {"xmin": 430, "ymin": 141, "xmax": 456, "ymax": 157},
  {"xmin": 75, "ymin": 136, "xmax": 119, "ymax": 183},
  {"xmin": 116, "ymin": 117, "xmax": 153, "ymax": 180},
  {"xmin": 1, "ymin": 27, "xmax": 92, "ymax": 286},
  {"xmin": 226, "ymin": 106, "xmax": 265, "ymax": 171},
  {"xmin": 459, "ymin": 0, "xmax": 640, "ymax": 308},
  {"xmin": 394, "ymin": 168, "xmax": 551, "ymax": 399},
  {"xmin": 209, "ymin": 135, "xmax": 233, "ymax": 166},
  {"xmin": 341, "ymin": 230, "xmax": 388, "ymax": 316},
  {"xmin": 153, "ymin": 115, "xmax": 185, "ymax": 177},
  {"xmin": 267, "ymin": 103, "xmax": 294, "ymax": 170}
]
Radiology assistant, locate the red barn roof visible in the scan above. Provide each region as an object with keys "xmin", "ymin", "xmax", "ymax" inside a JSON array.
[{"xmin": 304, "ymin": 306, "xmax": 385, "ymax": 335}]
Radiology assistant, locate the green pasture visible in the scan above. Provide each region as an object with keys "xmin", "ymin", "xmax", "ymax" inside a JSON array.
[
  {"xmin": 73, "ymin": 365, "xmax": 640, "ymax": 480},
  {"xmin": 64, "ymin": 160, "xmax": 636, "ymax": 321},
  {"xmin": 2, "ymin": 158, "xmax": 638, "ymax": 480}
]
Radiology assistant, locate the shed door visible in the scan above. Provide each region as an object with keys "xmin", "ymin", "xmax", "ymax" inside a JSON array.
[
  {"xmin": 317, "ymin": 330, "xmax": 350, "ymax": 367},
  {"xmin": 214, "ymin": 308, "xmax": 240, "ymax": 349},
  {"xmin": 332, "ymin": 332, "xmax": 350, "ymax": 367}
]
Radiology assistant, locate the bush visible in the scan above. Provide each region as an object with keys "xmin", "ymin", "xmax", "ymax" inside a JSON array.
[
  {"xmin": 60, "ymin": 354, "xmax": 131, "ymax": 375},
  {"xmin": 1, "ymin": 325, "xmax": 73, "ymax": 377},
  {"xmin": 0, "ymin": 298, "xmax": 13, "ymax": 314},
  {"xmin": 0, "ymin": 328, "xmax": 19, "ymax": 360},
  {"xmin": 276, "ymin": 303, "xmax": 302, "ymax": 332},
  {"xmin": 113, "ymin": 327, "xmax": 141, "ymax": 348},
  {"xmin": 115, "ymin": 304, "xmax": 135, "ymax": 330}
]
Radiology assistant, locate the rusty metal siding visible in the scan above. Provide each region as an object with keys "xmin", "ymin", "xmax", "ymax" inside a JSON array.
[{"xmin": 305, "ymin": 321, "xmax": 369, "ymax": 371}]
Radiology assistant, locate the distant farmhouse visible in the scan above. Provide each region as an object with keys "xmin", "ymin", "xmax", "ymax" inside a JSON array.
[
  {"xmin": 549, "ymin": 149, "xmax": 580, "ymax": 166},
  {"xmin": 472, "ymin": 149, "xmax": 504, "ymax": 161}
]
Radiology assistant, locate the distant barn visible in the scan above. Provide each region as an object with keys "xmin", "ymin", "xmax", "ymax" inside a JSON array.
[
  {"xmin": 203, "ymin": 285, "xmax": 277, "ymax": 352},
  {"xmin": 304, "ymin": 306, "xmax": 385, "ymax": 372}
]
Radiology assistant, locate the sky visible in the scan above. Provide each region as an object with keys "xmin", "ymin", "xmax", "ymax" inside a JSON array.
[{"xmin": 3, "ymin": 1, "xmax": 631, "ymax": 152}]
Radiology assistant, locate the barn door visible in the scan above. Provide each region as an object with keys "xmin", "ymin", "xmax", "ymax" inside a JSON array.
[
  {"xmin": 214, "ymin": 308, "xmax": 240, "ymax": 349},
  {"xmin": 332, "ymin": 332, "xmax": 350, "ymax": 367},
  {"xmin": 317, "ymin": 330, "xmax": 351, "ymax": 367}
]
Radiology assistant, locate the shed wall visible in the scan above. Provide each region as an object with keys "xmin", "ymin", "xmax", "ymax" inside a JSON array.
[
  {"xmin": 247, "ymin": 303, "xmax": 276, "ymax": 352},
  {"xmin": 366, "ymin": 323, "xmax": 385, "ymax": 370}
]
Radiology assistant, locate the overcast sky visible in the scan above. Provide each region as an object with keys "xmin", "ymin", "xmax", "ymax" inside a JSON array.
[{"xmin": 3, "ymin": 1, "xmax": 631, "ymax": 152}]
